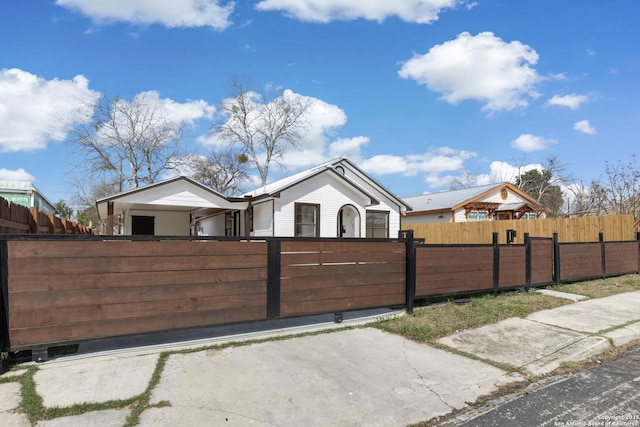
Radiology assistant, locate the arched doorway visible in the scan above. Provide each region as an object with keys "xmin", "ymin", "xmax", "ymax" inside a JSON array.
[{"xmin": 337, "ymin": 205, "xmax": 360, "ymax": 238}]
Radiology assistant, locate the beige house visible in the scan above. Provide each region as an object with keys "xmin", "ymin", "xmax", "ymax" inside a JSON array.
[{"xmin": 402, "ymin": 182, "xmax": 549, "ymax": 224}]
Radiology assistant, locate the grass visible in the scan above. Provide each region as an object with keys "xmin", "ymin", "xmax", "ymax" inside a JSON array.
[
  {"xmin": 374, "ymin": 290, "xmax": 571, "ymax": 344},
  {"xmin": 550, "ymin": 274, "xmax": 640, "ymax": 298}
]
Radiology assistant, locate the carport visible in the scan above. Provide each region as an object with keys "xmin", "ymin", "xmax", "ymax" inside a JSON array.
[{"xmin": 95, "ymin": 176, "xmax": 248, "ymax": 235}]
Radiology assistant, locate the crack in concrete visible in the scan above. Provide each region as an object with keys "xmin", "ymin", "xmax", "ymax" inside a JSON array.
[
  {"xmin": 516, "ymin": 333, "xmax": 606, "ymax": 372},
  {"xmin": 401, "ymin": 339, "xmax": 455, "ymax": 411}
]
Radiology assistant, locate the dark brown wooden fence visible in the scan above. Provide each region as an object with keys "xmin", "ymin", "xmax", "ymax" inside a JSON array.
[
  {"xmin": 0, "ymin": 231, "xmax": 638, "ymax": 365},
  {"xmin": 412, "ymin": 232, "xmax": 639, "ymax": 302},
  {"xmin": 5, "ymin": 240, "xmax": 268, "ymax": 350},
  {"xmin": 0, "ymin": 236, "xmax": 406, "ymax": 360},
  {"xmin": 0, "ymin": 197, "xmax": 92, "ymax": 235},
  {"xmin": 280, "ymin": 241, "xmax": 406, "ymax": 316}
]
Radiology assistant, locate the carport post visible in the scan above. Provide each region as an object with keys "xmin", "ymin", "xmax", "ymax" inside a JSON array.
[{"xmin": 107, "ymin": 201, "xmax": 114, "ymax": 236}]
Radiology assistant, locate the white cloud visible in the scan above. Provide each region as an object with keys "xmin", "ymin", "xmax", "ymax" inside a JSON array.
[
  {"xmin": 360, "ymin": 147, "xmax": 477, "ymax": 181},
  {"xmin": 360, "ymin": 154, "xmax": 408, "ymax": 175},
  {"xmin": 482, "ymin": 160, "xmax": 542, "ymax": 184},
  {"xmin": 137, "ymin": 91, "xmax": 216, "ymax": 125},
  {"xmin": 399, "ymin": 32, "xmax": 542, "ymax": 113},
  {"xmin": 0, "ymin": 68, "xmax": 100, "ymax": 152},
  {"xmin": 0, "ymin": 168, "xmax": 35, "ymax": 181},
  {"xmin": 328, "ymin": 136, "xmax": 369, "ymax": 159},
  {"xmin": 282, "ymin": 91, "xmax": 348, "ymax": 168},
  {"xmin": 546, "ymin": 93, "xmax": 588, "ymax": 110},
  {"xmin": 255, "ymin": 0, "xmax": 457, "ymax": 24},
  {"xmin": 511, "ymin": 133, "xmax": 557, "ymax": 152},
  {"xmin": 573, "ymin": 119, "xmax": 596, "ymax": 135},
  {"xmin": 56, "ymin": 0, "xmax": 234, "ymax": 30}
]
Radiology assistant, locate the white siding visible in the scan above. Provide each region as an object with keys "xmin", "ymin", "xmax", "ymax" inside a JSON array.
[
  {"xmin": 251, "ymin": 200, "xmax": 274, "ymax": 237},
  {"xmin": 198, "ymin": 214, "xmax": 226, "ymax": 236},
  {"xmin": 339, "ymin": 163, "xmax": 404, "ymax": 236},
  {"xmin": 453, "ymin": 208, "xmax": 468, "ymax": 222},
  {"xmin": 403, "ymin": 212, "xmax": 452, "ymax": 225},
  {"xmin": 273, "ymin": 174, "xmax": 370, "ymax": 238}
]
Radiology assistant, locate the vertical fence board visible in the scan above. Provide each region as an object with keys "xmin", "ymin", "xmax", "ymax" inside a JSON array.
[{"xmin": 404, "ymin": 214, "xmax": 635, "ymax": 244}]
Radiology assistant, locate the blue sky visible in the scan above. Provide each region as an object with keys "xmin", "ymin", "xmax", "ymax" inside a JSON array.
[{"xmin": 1, "ymin": 0, "xmax": 638, "ymax": 205}]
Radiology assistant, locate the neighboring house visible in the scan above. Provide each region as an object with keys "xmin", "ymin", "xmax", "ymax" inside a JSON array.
[
  {"xmin": 402, "ymin": 182, "xmax": 548, "ymax": 224},
  {"xmin": 0, "ymin": 180, "xmax": 56, "ymax": 214},
  {"xmin": 96, "ymin": 158, "xmax": 412, "ymax": 238}
]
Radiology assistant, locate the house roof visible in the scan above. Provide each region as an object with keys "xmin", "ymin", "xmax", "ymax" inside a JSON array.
[
  {"xmin": 95, "ymin": 158, "xmax": 413, "ymax": 221},
  {"xmin": 404, "ymin": 183, "xmax": 499, "ymax": 212},
  {"xmin": 95, "ymin": 175, "xmax": 247, "ymax": 219},
  {"xmin": 243, "ymin": 158, "xmax": 412, "ymax": 211},
  {"xmin": 404, "ymin": 182, "xmax": 547, "ymax": 213}
]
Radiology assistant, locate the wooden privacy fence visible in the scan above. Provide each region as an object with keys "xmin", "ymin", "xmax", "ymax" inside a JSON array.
[
  {"xmin": 0, "ymin": 197, "xmax": 92, "ymax": 235},
  {"xmin": 403, "ymin": 213, "xmax": 636, "ymax": 244},
  {"xmin": 0, "ymin": 231, "xmax": 638, "ymax": 366},
  {"xmin": 408, "ymin": 231, "xmax": 639, "ymax": 305},
  {"xmin": 0, "ymin": 236, "xmax": 405, "ymax": 363}
]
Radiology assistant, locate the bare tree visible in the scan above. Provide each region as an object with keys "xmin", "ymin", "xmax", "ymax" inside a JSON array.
[
  {"xmin": 68, "ymin": 93, "xmax": 184, "ymax": 191},
  {"xmin": 71, "ymin": 179, "xmax": 120, "ymax": 233},
  {"xmin": 450, "ymin": 169, "xmax": 480, "ymax": 190},
  {"xmin": 185, "ymin": 148, "xmax": 250, "ymax": 196},
  {"xmin": 211, "ymin": 77, "xmax": 310, "ymax": 186},
  {"xmin": 589, "ymin": 155, "xmax": 640, "ymax": 221},
  {"xmin": 565, "ymin": 181, "xmax": 598, "ymax": 216}
]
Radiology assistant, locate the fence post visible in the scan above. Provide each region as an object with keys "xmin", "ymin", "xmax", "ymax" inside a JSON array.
[
  {"xmin": 553, "ymin": 233, "xmax": 560, "ymax": 285},
  {"xmin": 524, "ymin": 233, "xmax": 531, "ymax": 291},
  {"xmin": 600, "ymin": 232, "xmax": 606, "ymax": 278},
  {"xmin": 0, "ymin": 238, "xmax": 9, "ymax": 373},
  {"xmin": 492, "ymin": 232, "xmax": 499, "ymax": 295},
  {"xmin": 266, "ymin": 239, "xmax": 281, "ymax": 319},
  {"xmin": 401, "ymin": 230, "xmax": 416, "ymax": 314},
  {"xmin": 637, "ymin": 232, "xmax": 640, "ymax": 274}
]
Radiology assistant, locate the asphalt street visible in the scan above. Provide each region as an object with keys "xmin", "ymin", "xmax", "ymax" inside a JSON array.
[{"xmin": 448, "ymin": 345, "xmax": 640, "ymax": 427}]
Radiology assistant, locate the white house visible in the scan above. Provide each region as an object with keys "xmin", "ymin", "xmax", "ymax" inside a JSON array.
[
  {"xmin": 197, "ymin": 158, "xmax": 411, "ymax": 238},
  {"xmin": 402, "ymin": 182, "xmax": 548, "ymax": 225},
  {"xmin": 96, "ymin": 158, "xmax": 412, "ymax": 238}
]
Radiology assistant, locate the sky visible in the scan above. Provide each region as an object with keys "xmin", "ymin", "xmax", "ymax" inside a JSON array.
[{"xmin": 1, "ymin": 0, "xmax": 639, "ymax": 206}]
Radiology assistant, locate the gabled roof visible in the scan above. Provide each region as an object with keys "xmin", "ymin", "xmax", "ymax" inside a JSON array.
[
  {"xmin": 404, "ymin": 183, "xmax": 499, "ymax": 212},
  {"xmin": 404, "ymin": 182, "xmax": 546, "ymax": 213},
  {"xmin": 96, "ymin": 175, "xmax": 247, "ymax": 219},
  {"xmin": 243, "ymin": 158, "xmax": 412, "ymax": 211}
]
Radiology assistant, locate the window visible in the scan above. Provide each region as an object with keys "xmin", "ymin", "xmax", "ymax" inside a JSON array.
[
  {"xmin": 295, "ymin": 203, "xmax": 320, "ymax": 237},
  {"xmin": 366, "ymin": 211, "xmax": 389, "ymax": 238},
  {"xmin": 468, "ymin": 211, "xmax": 489, "ymax": 222},
  {"xmin": 521, "ymin": 212, "xmax": 536, "ymax": 220}
]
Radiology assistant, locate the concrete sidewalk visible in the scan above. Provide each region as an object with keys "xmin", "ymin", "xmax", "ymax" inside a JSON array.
[{"xmin": 1, "ymin": 290, "xmax": 639, "ymax": 426}]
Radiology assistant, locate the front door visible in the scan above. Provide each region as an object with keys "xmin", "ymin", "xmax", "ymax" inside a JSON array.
[{"xmin": 337, "ymin": 205, "xmax": 359, "ymax": 238}]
